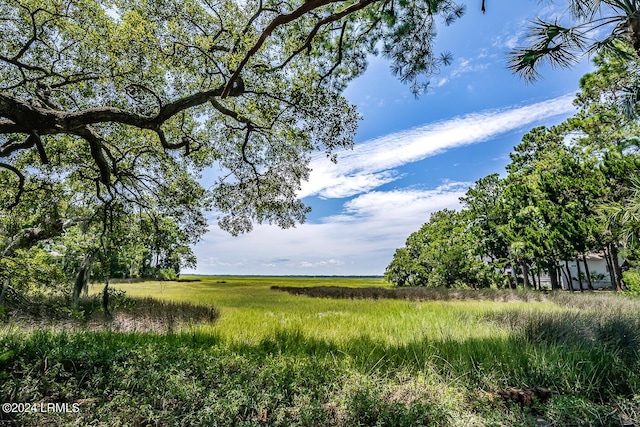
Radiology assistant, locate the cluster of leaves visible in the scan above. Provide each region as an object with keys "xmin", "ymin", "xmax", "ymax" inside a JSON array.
[
  {"xmin": 386, "ymin": 50, "xmax": 640, "ymax": 290},
  {"xmin": 0, "ymin": 247, "xmax": 66, "ymax": 297},
  {"xmin": 0, "ymin": 0, "xmax": 469, "ymax": 237}
]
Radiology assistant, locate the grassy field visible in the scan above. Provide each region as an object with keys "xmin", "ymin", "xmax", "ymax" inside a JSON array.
[
  {"xmin": 1, "ymin": 276, "xmax": 640, "ymax": 426},
  {"xmin": 106, "ymin": 276, "xmax": 527, "ymax": 346}
]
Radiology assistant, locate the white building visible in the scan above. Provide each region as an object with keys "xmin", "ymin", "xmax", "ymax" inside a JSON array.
[
  {"xmin": 561, "ymin": 253, "xmax": 623, "ymax": 290},
  {"xmin": 505, "ymin": 253, "xmax": 624, "ymax": 290}
]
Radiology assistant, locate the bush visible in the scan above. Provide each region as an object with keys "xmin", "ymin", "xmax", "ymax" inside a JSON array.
[
  {"xmin": 157, "ymin": 268, "xmax": 177, "ymax": 281},
  {"xmin": 141, "ymin": 267, "xmax": 178, "ymax": 281},
  {"xmin": 623, "ymin": 270, "xmax": 640, "ymax": 295}
]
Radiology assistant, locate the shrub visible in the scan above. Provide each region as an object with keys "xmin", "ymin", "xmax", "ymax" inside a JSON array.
[
  {"xmin": 623, "ymin": 270, "xmax": 640, "ymax": 295},
  {"xmin": 156, "ymin": 268, "xmax": 177, "ymax": 281}
]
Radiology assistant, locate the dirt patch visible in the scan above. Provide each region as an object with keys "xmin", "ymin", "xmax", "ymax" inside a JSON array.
[{"xmin": 490, "ymin": 387, "xmax": 558, "ymax": 407}]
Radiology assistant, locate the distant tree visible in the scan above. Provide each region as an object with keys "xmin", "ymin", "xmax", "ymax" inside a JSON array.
[{"xmin": 385, "ymin": 209, "xmax": 493, "ymax": 288}]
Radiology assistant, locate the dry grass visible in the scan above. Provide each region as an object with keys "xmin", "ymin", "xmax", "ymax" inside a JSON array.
[
  {"xmin": 270, "ymin": 285, "xmax": 552, "ymax": 302},
  {"xmin": 270, "ymin": 284, "xmax": 640, "ymax": 307},
  {"xmin": 0, "ymin": 293, "xmax": 219, "ymax": 333}
]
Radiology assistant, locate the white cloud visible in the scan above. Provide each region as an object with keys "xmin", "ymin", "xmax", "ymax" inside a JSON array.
[
  {"xmin": 449, "ymin": 57, "xmax": 491, "ymax": 78},
  {"xmin": 435, "ymin": 77, "xmax": 449, "ymax": 87},
  {"xmin": 300, "ymin": 94, "xmax": 576, "ymax": 199},
  {"xmin": 186, "ymin": 184, "xmax": 468, "ymax": 276},
  {"xmin": 493, "ymin": 29, "xmax": 526, "ymax": 50}
]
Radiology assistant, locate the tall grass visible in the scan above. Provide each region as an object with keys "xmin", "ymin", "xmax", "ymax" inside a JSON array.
[{"xmin": 0, "ymin": 276, "xmax": 639, "ymax": 426}]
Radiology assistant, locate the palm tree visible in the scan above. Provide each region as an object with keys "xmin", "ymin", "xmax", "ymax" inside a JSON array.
[
  {"xmin": 603, "ymin": 178, "xmax": 640, "ymax": 249},
  {"xmin": 509, "ymin": 0, "xmax": 640, "ymax": 81}
]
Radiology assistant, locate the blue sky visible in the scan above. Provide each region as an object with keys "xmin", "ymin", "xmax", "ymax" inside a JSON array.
[{"xmin": 185, "ymin": 1, "xmax": 597, "ymax": 276}]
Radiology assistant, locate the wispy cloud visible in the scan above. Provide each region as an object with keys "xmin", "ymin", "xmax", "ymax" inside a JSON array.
[
  {"xmin": 493, "ymin": 31, "xmax": 524, "ymax": 50},
  {"xmin": 491, "ymin": 4, "xmax": 563, "ymax": 51},
  {"xmin": 450, "ymin": 57, "xmax": 492, "ymax": 78},
  {"xmin": 430, "ymin": 55, "xmax": 494, "ymax": 90},
  {"xmin": 300, "ymin": 94, "xmax": 576, "ymax": 199}
]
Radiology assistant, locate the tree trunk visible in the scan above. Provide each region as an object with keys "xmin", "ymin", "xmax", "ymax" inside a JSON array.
[
  {"xmin": 602, "ymin": 248, "xmax": 616, "ymax": 291},
  {"xmin": 611, "ymin": 244, "xmax": 624, "ymax": 291},
  {"xmin": 521, "ymin": 261, "xmax": 531, "ymax": 290},
  {"xmin": 102, "ymin": 281, "xmax": 111, "ymax": 318},
  {"xmin": 575, "ymin": 256, "xmax": 584, "ymax": 292},
  {"xmin": 549, "ymin": 264, "xmax": 559, "ymax": 291},
  {"xmin": 506, "ymin": 265, "xmax": 515, "ymax": 289},
  {"xmin": 582, "ymin": 253, "xmax": 594, "ymax": 291},
  {"xmin": 529, "ymin": 265, "xmax": 537, "ymax": 290},
  {"xmin": 563, "ymin": 260, "xmax": 574, "ymax": 292},
  {"xmin": 0, "ymin": 278, "xmax": 9, "ymax": 307},
  {"xmin": 537, "ymin": 269, "xmax": 542, "ymax": 290},
  {"xmin": 72, "ymin": 255, "xmax": 91, "ymax": 306},
  {"xmin": 604, "ymin": 247, "xmax": 617, "ymax": 291}
]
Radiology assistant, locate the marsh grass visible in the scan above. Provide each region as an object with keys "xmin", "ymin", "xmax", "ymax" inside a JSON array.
[
  {"xmin": 0, "ymin": 290, "xmax": 219, "ymax": 333},
  {"xmin": 270, "ymin": 285, "xmax": 551, "ymax": 303},
  {"xmin": 0, "ymin": 276, "xmax": 639, "ymax": 426},
  {"xmin": 271, "ymin": 284, "xmax": 640, "ymax": 307}
]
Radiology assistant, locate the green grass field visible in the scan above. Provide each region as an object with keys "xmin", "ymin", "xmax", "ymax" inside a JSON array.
[
  {"xmin": 105, "ymin": 276, "xmax": 528, "ymax": 346},
  {"xmin": 1, "ymin": 276, "xmax": 640, "ymax": 426}
]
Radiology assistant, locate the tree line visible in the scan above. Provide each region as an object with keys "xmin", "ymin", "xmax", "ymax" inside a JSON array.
[{"xmin": 385, "ymin": 50, "xmax": 640, "ymax": 291}]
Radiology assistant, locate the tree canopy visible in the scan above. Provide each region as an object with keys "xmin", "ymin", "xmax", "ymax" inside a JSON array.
[{"xmin": 0, "ymin": 0, "xmax": 470, "ymax": 236}]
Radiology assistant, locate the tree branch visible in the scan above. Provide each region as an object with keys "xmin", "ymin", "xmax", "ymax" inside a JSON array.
[
  {"xmin": 0, "ymin": 133, "xmax": 37, "ymax": 157},
  {"xmin": 31, "ymin": 132, "xmax": 49, "ymax": 164},
  {"xmin": 0, "ymin": 162, "xmax": 25, "ymax": 209},
  {"xmin": 221, "ymin": 0, "xmax": 347, "ymax": 98},
  {"xmin": 74, "ymin": 127, "xmax": 112, "ymax": 185},
  {"xmin": 320, "ymin": 21, "xmax": 349, "ymax": 85},
  {"xmin": 0, "ymin": 79, "xmax": 246, "ymax": 138},
  {"xmin": 241, "ymin": 126, "xmax": 263, "ymax": 198},
  {"xmin": 1, "ymin": 216, "xmax": 83, "ymax": 258},
  {"xmin": 275, "ymin": 0, "xmax": 378, "ymax": 73}
]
